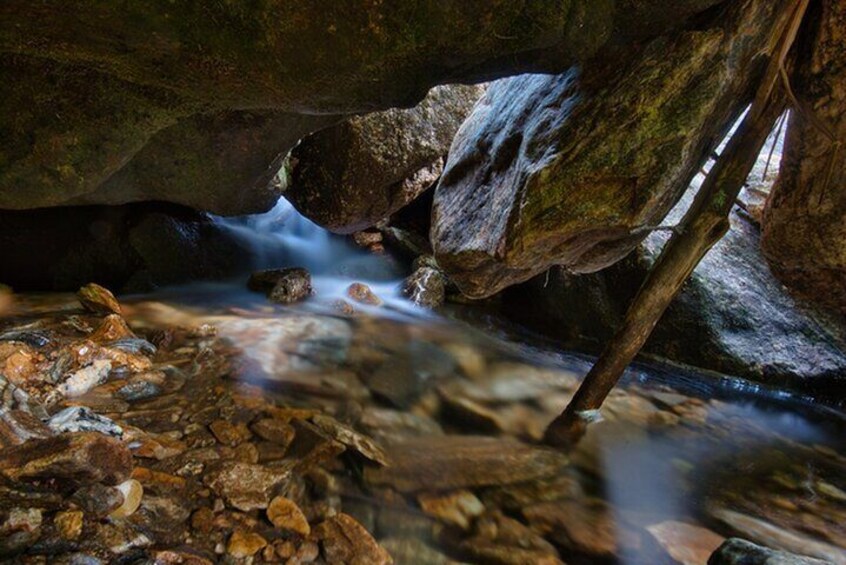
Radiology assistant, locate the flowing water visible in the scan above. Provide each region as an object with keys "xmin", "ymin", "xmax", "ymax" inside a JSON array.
[{"xmin": 1, "ymin": 191, "xmax": 845, "ymax": 564}]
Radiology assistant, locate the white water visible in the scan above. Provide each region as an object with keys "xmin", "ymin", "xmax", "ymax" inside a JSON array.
[{"xmin": 211, "ymin": 198, "xmax": 422, "ymax": 316}]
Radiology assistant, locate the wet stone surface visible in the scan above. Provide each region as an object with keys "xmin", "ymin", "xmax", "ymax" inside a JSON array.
[{"xmin": 0, "ymin": 285, "xmax": 843, "ymax": 564}]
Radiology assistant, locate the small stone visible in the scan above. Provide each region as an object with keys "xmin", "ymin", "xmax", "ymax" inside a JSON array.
[
  {"xmin": 347, "ymin": 283, "xmax": 383, "ymax": 306},
  {"xmin": 646, "ymin": 520, "xmax": 724, "ymax": 565},
  {"xmin": 203, "ymin": 461, "xmax": 290, "ymax": 511},
  {"xmin": 55, "ymin": 510, "xmax": 84, "ymax": 540},
  {"xmin": 191, "ymin": 507, "xmax": 215, "ymax": 534},
  {"xmin": 227, "ymin": 530, "xmax": 267, "ymax": 558},
  {"xmin": 109, "ymin": 479, "xmax": 144, "ymax": 519},
  {"xmin": 402, "ymin": 266, "xmax": 446, "ymax": 308},
  {"xmin": 59, "ymin": 359, "xmax": 113, "ymax": 398},
  {"xmin": 310, "ymin": 414, "xmax": 387, "ymax": 466},
  {"xmin": 209, "ymin": 420, "xmax": 252, "ymax": 447},
  {"xmin": 267, "ymin": 496, "xmax": 311, "ymax": 536},
  {"xmin": 0, "ymin": 432, "xmax": 133, "ymax": 486},
  {"xmin": 250, "ymin": 418, "xmax": 295, "ymax": 447},
  {"xmin": 88, "ymin": 314, "xmax": 135, "ymax": 343},
  {"xmin": 248, "ymin": 268, "xmax": 312, "ymax": 304},
  {"xmin": 417, "ymin": 490, "xmax": 485, "ymax": 530},
  {"xmin": 72, "ymin": 483, "xmax": 125, "ymax": 518},
  {"xmin": 313, "ymin": 513, "xmax": 392, "ymax": 565},
  {"xmin": 78, "ymin": 283, "xmax": 122, "ymax": 315},
  {"xmin": 47, "ymin": 406, "xmax": 123, "ymax": 437}
]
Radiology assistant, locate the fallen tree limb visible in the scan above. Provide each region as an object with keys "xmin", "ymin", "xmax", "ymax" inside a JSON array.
[{"xmin": 543, "ymin": 0, "xmax": 807, "ymax": 448}]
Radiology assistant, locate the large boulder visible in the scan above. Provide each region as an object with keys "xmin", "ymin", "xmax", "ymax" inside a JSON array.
[
  {"xmin": 762, "ymin": 0, "xmax": 846, "ymax": 314},
  {"xmin": 0, "ymin": 0, "xmax": 726, "ymax": 214},
  {"xmin": 0, "ymin": 203, "xmax": 251, "ymax": 292},
  {"xmin": 431, "ymin": 0, "xmax": 786, "ymax": 298},
  {"xmin": 285, "ymin": 85, "xmax": 484, "ymax": 233},
  {"xmin": 503, "ymin": 187, "xmax": 846, "ymax": 397}
]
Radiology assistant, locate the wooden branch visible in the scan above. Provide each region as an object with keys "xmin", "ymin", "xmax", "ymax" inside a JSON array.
[{"xmin": 542, "ymin": 0, "xmax": 807, "ymax": 449}]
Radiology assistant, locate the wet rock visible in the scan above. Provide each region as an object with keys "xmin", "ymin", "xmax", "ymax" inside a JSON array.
[
  {"xmin": 452, "ymin": 510, "xmax": 563, "ymax": 565},
  {"xmin": 524, "ymin": 497, "xmax": 640, "ymax": 559},
  {"xmin": 709, "ymin": 538, "xmax": 836, "ymax": 565},
  {"xmin": 203, "ymin": 461, "xmax": 290, "ymax": 512},
  {"xmin": 47, "ymin": 406, "xmax": 123, "ymax": 438},
  {"xmin": 364, "ymin": 340, "xmax": 456, "ymax": 409},
  {"xmin": 267, "ymin": 496, "xmax": 311, "ymax": 537},
  {"xmin": 0, "ymin": 507, "xmax": 42, "ymax": 556},
  {"xmin": 710, "ymin": 508, "xmax": 846, "ymax": 564},
  {"xmin": 347, "ymin": 283, "xmax": 383, "ymax": 306},
  {"xmin": 110, "ymin": 479, "xmax": 144, "ymax": 519},
  {"xmin": 402, "ymin": 266, "xmax": 446, "ymax": 308},
  {"xmin": 88, "ymin": 314, "xmax": 135, "ymax": 343},
  {"xmin": 248, "ymin": 267, "xmax": 312, "ymax": 304},
  {"xmin": 58, "ymin": 359, "xmax": 113, "ymax": 398},
  {"xmin": 359, "ymin": 408, "xmax": 443, "ymax": 444},
  {"xmin": 379, "ymin": 538, "xmax": 452, "ymax": 565},
  {"xmin": 646, "ymin": 520, "xmax": 725, "ymax": 565},
  {"xmin": 0, "ymin": 408, "xmax": 53, "ymax": 447},
  {"xmin": 310, "ymin": 414, "xmax": 387, "ymax": 466},
  {"xmin": 208, "ymin": 420, "xmax": 252, "ymax": 447},
  {"xmin": 71, "ymin": 484, "xmax": 125, "ymax": 518},
  {"xmin": 227, "ymin": 530, "xmax": 268, "ymax": 558},
  {"xmin": 286, "ymin": 85, "xmax": 482, "ymax": 233},
  {"xmin": 365, "ymin": 435, "xmax": 568, "ymax": 492},
  {"xmin": 54, "ymin": 510, "xmax": 84, "ymax": 541},
  {"xmin": 0, "ymin": 432, "xmax": 132, "ymax": 486},
  {"xmin": 77, "ymin": 283, "xmax": 122, "ymax": 315},
  {"xmin": 250, "ymin": 419, "xmax": 295, "ymax": 448},
  {"xmin": 313, "ymin": 513, "xmax": 392, "ymax": 565},
  {"xmin": 432, "ymin": 0, "xmax": 786, "ymax": 298},
  {"xmin": 417, "ymin": 490, "xmax": 485, "ymax": 530}
]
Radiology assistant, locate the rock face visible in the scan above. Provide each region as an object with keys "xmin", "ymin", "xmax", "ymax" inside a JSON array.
[
  {"xmin": 762, "ymin": 0, "xmax": 846, "ymax": 314},
  {"xmin": 286, "ymin": 85, "xmax": 484, "ymax": 233},
  {"xmin": 0, "ymin": 203, "xmax": 250, "ymax": 292},
  {"xmin": 504, "ymin": 189, "xmax": 846, "ymax": 397},
  {"xmin": 0, "ymin": 0, "xmax": 726, "ymax": 214},
  {"xmin": 431, "ymin": 0, "xmax": 786, "ymax": 298}
]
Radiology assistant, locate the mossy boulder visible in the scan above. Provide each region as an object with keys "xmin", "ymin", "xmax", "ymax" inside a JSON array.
[{"xmin": 431, "ymin": 0, "xmax": 784, "ymax": 298}]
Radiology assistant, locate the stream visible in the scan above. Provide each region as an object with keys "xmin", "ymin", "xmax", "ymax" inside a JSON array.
[{"xmin": 1, "ymin": 194, "xmax": 844, "ymax": 564}]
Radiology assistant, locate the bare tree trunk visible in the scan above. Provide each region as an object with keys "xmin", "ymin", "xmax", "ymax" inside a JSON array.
[{"xmin": 543, "ymin": 0, "xmax": 808, "ymax": 449}]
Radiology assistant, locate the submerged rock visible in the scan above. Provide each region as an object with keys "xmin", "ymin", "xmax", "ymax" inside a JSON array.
[
  {"xmin": 313, "ymin": 513, "xmax": 392, "ymax": 565},
  {"xmin": 286, "ymin": 85, "xmax": 483, "ymax": 233},
  {"xmin": 364, "ymin": 435, "xmax": 568, "ymax": 492},
  {"xmin": 431, "ymin": 0, "xmax": 786, "ymax": 298},
  {"xmin": 709, "ymin": 538, "xmax": 836, "ymax": 565},
  {"xmin": 0, "ymin": 432, "xmax": 132, "ymax": 487}
]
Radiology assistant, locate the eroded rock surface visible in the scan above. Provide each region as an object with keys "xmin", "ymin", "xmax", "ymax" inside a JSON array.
[
  {"xmin": 432, "ymin": 0, "xmax": 786, "ymax": 298},
  {"xmin": 0, "ymin": 0, "xmax": 725, "ymax": 214}
]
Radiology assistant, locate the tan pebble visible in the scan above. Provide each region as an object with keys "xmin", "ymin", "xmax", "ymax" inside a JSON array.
[
  {"xmin": 227, "ymin": 530, "xmax": 267, "ymax": 558},
  {"xmin": 210, "ymin": 420, "xmax": 252, "ymax": 447},
  {"xmin": 54, "ymin": 510, "xmax": 83, "ymax": 540},
  {"xmin": 275, "ymin": 540, "xmax": 297, "ymax": 559},
  {"xmin": 191, "ymin": 507, "xmax": 216, "ymax": 533},
  {"xmin": 267, "ymin": 496, "xmax": 311, "ymax": 536},
  {"xmin": 109, "ymin": 479, "xmax": 143, "ymax": 519}
]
